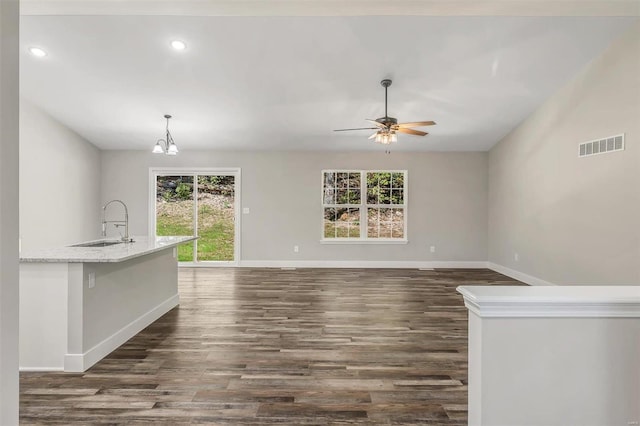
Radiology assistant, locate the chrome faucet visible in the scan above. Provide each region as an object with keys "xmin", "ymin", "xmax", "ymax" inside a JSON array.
[{"xmin": 102, "ymin": 200, "xmax": 132, "ymax": 242}]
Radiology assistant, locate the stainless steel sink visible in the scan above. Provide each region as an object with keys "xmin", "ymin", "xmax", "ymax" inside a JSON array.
[{"xmin": 71, "ymin": 240, "xmax": 122, "ymax": 248}]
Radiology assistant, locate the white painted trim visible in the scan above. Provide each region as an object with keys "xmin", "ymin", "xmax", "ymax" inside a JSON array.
[
  {"xmin": 63, "ymin": 293, "xmax": 179, "ymax": 372},
  {"xmin": 19, "ymin": 366, "xmax": 64, "ymax": 372},
  {"xmin": 320, "ymin": 239, "xmax": 408, "ymax": 245},
  {"xmin": 238, "ymin": 260, "xmax": 487, "ymax": 269},
  {"xmin": 487, "ymin": 262, "xmax": 556, "ymax": 286},
  {"xmin": 20, "ymin": 1, "xmax": 640, "ymax": 17},
  {"xmin": 457, "ymin": 285, "xmax": 640, "ymax": 318},
  {"xmin": 179, "ymin": 261, "xmax": 235, "ymax": 268}
]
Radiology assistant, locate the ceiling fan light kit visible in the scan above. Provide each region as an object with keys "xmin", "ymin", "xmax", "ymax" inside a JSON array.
[
  {"xmin": 374, "ymin": 129, "xmax": 397, "ymax": 145},
  {"xmin": 334, "ymin": 79, "xmax": 436, "ymax": 146}
]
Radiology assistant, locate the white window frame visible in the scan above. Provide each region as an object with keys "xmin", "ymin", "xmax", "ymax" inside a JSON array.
[
  {"xmin": 149, "ymin": 167, "xmax": 241, "ymax": 266},
  {"xmin": 320, "ymin": 169, "xmax": 408, "ymax": 244}
]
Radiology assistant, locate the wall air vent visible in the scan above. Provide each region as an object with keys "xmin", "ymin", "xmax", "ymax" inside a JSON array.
[{"xmin": 579, "ymin": 134, "xmax": 624, "ymax": 157}]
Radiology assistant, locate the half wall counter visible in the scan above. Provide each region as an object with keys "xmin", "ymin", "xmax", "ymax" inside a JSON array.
[{"xmin": 19, "ymin": 236, "xmax": 196, "ymax": 372}]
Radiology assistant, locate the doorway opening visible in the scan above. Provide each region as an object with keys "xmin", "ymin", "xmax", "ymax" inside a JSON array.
[{"xmin": 149, "ymin": 168, "xmax": 240, "ymax": 265}]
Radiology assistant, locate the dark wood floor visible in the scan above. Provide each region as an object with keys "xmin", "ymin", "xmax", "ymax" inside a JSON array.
[{"xmin": 20, "ymin": 268, "xmax": 521, "ymax": 425}]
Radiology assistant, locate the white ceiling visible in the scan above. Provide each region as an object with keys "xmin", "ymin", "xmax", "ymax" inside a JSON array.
[{"xmin": 20, "ymin": 13, "xmax": 638, "ymax": 151}]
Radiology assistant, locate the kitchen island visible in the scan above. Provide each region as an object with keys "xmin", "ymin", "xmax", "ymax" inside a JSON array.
[{"xmin": 19, "ymin": 236, "xmax": 196, "ymax": 372}]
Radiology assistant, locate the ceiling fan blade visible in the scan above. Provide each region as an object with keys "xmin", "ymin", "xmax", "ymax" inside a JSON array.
[
  {"xmin": 398, "ymin": 121, "xmax": 436, "ymax": 128},
  {"xmin": 397, "ymin": 128, "xmax": 428, "ymax": 136},
  {"xmin": 366, "ymin": 119, "xmax": 387, "ymax": 128},
  {"xmin": 368, "ymin": 132, "xmax": 378, "ymax": 140},
  {"xmin": 334, "ymin": 127, "xmax": 380, "ymax": 132}
]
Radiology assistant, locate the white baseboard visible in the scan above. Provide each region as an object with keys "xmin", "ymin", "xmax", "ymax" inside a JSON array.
[
  {"xmin": 238, "ymin": 260, "xmax": 488, "ymax": 269},
  {"xmin": 189, "ymin": 259, "xmax": 556, "ymax": 286},
  {"xmin": 64, "ymin": 294, "xmax": 180, "ymax": 372},
  {"xmin": 487, "ymin": 262, "xmax": 556, "ymax": 286},
  {"xmin": 19, "ymin": 366, "xmax": 64, "ymax": 372}
]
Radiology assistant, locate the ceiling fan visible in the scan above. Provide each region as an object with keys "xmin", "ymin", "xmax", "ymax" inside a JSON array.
[{"xmin": 334, "ymin": 79, "xmax": 436, "ymax": 145}]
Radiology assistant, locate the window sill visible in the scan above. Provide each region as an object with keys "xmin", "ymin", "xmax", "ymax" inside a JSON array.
[{"xmin": 320, "ymin": 239, "xmax": 408, "ymax": 245}]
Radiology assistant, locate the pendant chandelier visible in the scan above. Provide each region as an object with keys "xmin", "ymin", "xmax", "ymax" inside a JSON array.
[{"xmin": 152, "ymin": 114, "xmax": 179, "ymax": 155}]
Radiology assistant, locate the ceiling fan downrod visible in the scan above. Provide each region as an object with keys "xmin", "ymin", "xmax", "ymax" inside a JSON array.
[{"xmin": 381, "ymin": 79, "xmax": 392, "ymax": 119}]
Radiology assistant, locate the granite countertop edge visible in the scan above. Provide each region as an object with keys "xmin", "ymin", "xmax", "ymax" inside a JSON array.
[{"xmin": 20, "ymin": 236, "xmax": 197, "ymax": 263}]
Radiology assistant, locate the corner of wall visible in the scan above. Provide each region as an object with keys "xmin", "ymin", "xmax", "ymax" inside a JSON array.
[{"xmin": 486, "ymin": 23, "xmax": 640, "ymax": 285}]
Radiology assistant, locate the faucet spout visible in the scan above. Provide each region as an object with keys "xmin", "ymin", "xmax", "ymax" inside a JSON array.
[{"xmin": 102, "ymin": 199, "xmax": 131, "ymax": 242}]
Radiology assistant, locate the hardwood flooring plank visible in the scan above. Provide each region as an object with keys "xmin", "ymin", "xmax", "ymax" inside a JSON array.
[{"xmin": 20, "ymin": 267, "xmax": 522, "ymax": 424}]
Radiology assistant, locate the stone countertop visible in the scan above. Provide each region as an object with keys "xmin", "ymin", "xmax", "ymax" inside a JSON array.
[{"xmin": 20, "ymin": 236, "xmax": 197, "ymax": 263}]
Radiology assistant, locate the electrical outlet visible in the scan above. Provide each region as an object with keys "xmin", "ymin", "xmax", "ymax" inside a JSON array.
[
  {"xmin": 242, "ymin": 207, "xmax": 250, "ymax": 214},
  {"xmin": 88, "ymin": 272, "xmax": 96, "ymax": 289},
  {"xmin": 430, "ymin": 246, "xmax": 436, "ymax": 253},
  {"xmin": 514, "ymin": 253, "xmax": 519, "ymax": 262},
  {"xmin": 293, "ymin": 245, "xmax": 299, "ymax": 253}
]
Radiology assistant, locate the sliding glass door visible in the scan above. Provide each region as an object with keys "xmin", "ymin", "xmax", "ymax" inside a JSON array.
[
  {"xmin": 156, "ymin": 175, "xmax": 195, "ymax": 262},
  {"xmin": 195, "ymin": 175, "xmax": 235, "ymax": 261},
  {"xmin": 151, "ymin": 168, "xmax": 240, "ymax": 265}
]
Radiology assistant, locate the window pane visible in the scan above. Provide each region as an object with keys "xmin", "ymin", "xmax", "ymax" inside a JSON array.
[
  {"xmin": 324, "ymin": 187, "xmax": 335, "ymax": 204},
  {"xmin": 197, "ymin": 175, "xmax": 235, "ymax": 261},
  {"xmin": 336, "ymin": 188, "xmax": 349, "ymax": 204},
  {"xmin": 380, "ymin": 207, "xmax": 393, "ymax": 238},
  {"xmin": 348, "ymin": 189, "xmax": 361, "ymax": 204},
  {"xmin": 323, "ymin": 172, "xmax": 336, "ymax": 204},
  {"xmin": 379, "ymin": 188, "xmax": 391, "ymax": 205},
  {"xmin": 366, "ymin": 172, "xmax": 378, "ymax": 188},
  {"xmin": 348, "ymin": 173, "xmax": 361, "ymax": 188},
  {"xmin": 391, "ymin": 208, "xmax": 404, "ymax": 238},
  {"xmin": 335, "ymin": 221, "xmax": 349, "ymax": 238},
  {"xmin": 367, "ymin": 208, "xmax": 378, "ymax": 238},
  {"xmin": 377, "ymin": 172, "xmax": 392, "ymax": 188},
  {"xmin": 367, "ymin": 187, "xmax": 378, "ymax": 204},
  {"xmin": 156, "ymin": 175, "xmax": 194, "ymax": 262},
  {"xmin": 324, "ymin": 172, "xmax": 335, "ymax": 188},
  {"xmin": 323, "ymin": 207, "xmax": 337, "ymax": 238},
  {"xmin": 337, "ymin": 172, "xmax": 349, "ymax": 188},
  {"xmin": 391, "ymin": 172, "xmax": 404, "ymax": 188},
  {"xmin": 347, "ymin": 208, "xmax": 360, "ymax": 238},
  {"xmin": 379, "ymin": 227, "xmax": 392, "ymax": 238},
  {"xmin": 391, "ymin": 189, "xmax": 403, "ymax": 205},
  {"xmin": 391, "ymin": 222, "xmax": 404, "ymax": 238},
  {"xmin": 391, "ymin": 208, "xmax": 404, "ymax": 222}
]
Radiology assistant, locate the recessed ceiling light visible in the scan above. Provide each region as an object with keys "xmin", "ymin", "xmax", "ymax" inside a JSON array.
[
  {"xmin": 170, "ymin": 40, "xmax": 187, "ymax": 51},
  {"xmin": 29, "ymin": 47, "xmax": 47, "ymax": 58}
]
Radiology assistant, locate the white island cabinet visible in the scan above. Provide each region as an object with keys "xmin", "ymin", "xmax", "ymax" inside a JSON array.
[{"xmin": 19, "ymin": 236, "xmax": 195, "ymax": 372}]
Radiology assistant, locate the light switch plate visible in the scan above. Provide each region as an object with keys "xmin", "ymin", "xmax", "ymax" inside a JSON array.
[
  {"xmin": 88, "ymin": 272, "xmax": 96, "ymax": 289},
  {"xmin": 242, "ymin": 207, "xmax": 250, "ymax": 214}
]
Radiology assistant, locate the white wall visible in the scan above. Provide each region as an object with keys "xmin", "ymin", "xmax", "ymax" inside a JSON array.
[
  {"xmin": 471, "ymin": 314, "xmax": 639, "ymax": 426},
  {"xmin": 20, "ymin": 99, "xmax": 102, "ymax": 250},
  {"xmin": 82, "ymin": 250, "xmax": 177, "ymax": 352},
  {"xmin": 488, "ymin": 23, "xmax": 640, "ymax": 285},
  {"xmin": 0, "ymin": 0, "xmax": 20, "ymax": 423},
  {"xmin": 101, "ymin": 150, "xmax": 488, "ymax": 263}
]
